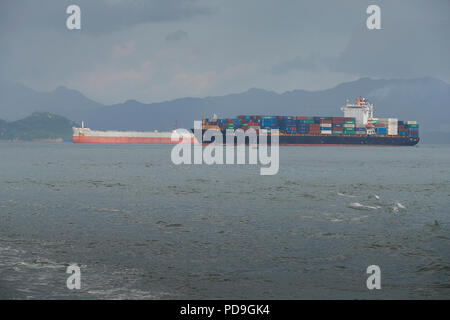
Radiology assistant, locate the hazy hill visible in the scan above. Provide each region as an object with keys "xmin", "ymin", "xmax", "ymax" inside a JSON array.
[
  {"xmin": 1, "ymin": 77, "xmax": 449, "ymax": 143},
  {"xmin": 0, "ymin": 112, "xmax": 77, "ymax": 141},
  {"xmin": 87, "ymin": 77, "xmax": 450, "ymax": 143},
  {"xmin": 0, "ymin": 82, "xmax": 102, "ymax": 122}
]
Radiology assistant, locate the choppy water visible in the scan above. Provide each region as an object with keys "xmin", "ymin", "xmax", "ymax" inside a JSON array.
[{"xmin": 0, "ymin": 142, "xmax": 449, "ymax": 299}]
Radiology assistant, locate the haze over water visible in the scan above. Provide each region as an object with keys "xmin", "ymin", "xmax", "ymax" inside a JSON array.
[{"xmin": 0, "ymin": 143, "xmax": 449, "ymax": 299}]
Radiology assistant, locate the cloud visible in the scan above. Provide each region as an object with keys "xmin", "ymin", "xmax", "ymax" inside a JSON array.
[
  {"xmin": 69, "ymin": 60, "xmax": 155, "ymax": 93},
  {"xmin": 324, "ymin": 21, "xmax": 450, "ymax": 80},
  {"xmin": 0, "ymin": 0, "xmax": 211, "ymax": 35},
  {"xmin": 1, "ymin": 0, "xmax": 449, "ymax": 105},
  {"xmin": 172, "ymin": 71, "xmax": 217, "ymax": 94},
  {"xmin": 165, "ymin": 30, "xmax": 188, "ymax": 43},
  {"xmin": 112, "ymin": 41, "xmax": 136, "ymax": 58},
  {"xmin": 271, "ymin": 54, "xmax": 322, "ymax": 74},
  {"xmin": 322, "ymin": 0, "xmax": 450, "ymax": 80}
]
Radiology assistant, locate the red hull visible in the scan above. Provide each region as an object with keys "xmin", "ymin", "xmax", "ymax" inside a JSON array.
[{"xmin": 73, "ymin": 136, "xmax": 195, "ymax": 144}]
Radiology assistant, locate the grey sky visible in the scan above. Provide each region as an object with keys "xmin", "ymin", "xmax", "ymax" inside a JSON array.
[{"xmin": 1, "ymin": 0, "xmax": 449, "ymax": 104}]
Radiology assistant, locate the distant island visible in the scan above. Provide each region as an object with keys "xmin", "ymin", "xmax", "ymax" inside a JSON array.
[{"xmin": 0, "ymin": 112, "xmax": 77, "ymax": 141}]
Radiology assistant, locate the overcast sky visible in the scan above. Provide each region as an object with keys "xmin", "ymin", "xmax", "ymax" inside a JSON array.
[{"xmin": 1, "ymin": 0, "xmax": 449, "ymax": 104}]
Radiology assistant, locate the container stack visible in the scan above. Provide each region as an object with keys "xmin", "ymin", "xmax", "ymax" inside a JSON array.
[
  {"xmin": 332, "ymin": 116, "xmax": 344, "ymax": 135},
  {"xmin": 297, "ymin": 122, "xmax": 309, "ymax": 134},
  {"xmin": 260, "ymin": 117, "xmax": 278, "ymax": 130},
  {"xmin": 205, "ymin": 114, "xmax": 417, "ymax": 138},
  {"xmin": 343, "ymin": 118, "xmax": 356, "ymax": 135},
  {"xmin": 279, "ymin": 117, "xmax": 297, "ymax": 134},
  {"xmin": 397, "ymin": 120, "xmax": 408, "ymax": 136},
  {"xmin": 308, "ymin": 123, "xmax": 320, "ymax": 134},
  {"xmin": 320, "ymin": 119, "xmax": 332, "ymax": 134},
  {"xmin": 406, "ymin": 121, "xmax": 419, "ymax": 138},
  {"xmin": 377, "ymin": 118, "xmax": 398, "ymax": 135}
]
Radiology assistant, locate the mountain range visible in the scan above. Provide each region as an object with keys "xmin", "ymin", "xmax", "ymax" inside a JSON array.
[{"xmin": 1, "ymin": 77, "xmax": 449, "ymax": 143}]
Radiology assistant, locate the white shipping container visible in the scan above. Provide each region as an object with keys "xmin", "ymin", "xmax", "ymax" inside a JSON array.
[
  {"xmin": 321, "ymin": 130, "xmax": 332, "ymax": 134},
  {"xmin": 388, "ymin": 127, "xmax": 398, "ymax": 135},
  {"xmin": 406, "ymin": 120, "xmax": 417, "ymax": 124},
  {"xmin": 377, "ymin": 117, "xmax": 396, "ymax": 122},
  {"xmin": 320, "ymin": 123, "xmax": 332, "ymax": 127},
  {"xmin": 387, "ymin": 118, "xmax": 398, "ymax": 136}
]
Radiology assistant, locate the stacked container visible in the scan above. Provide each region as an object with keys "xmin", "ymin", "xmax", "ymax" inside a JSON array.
[
  {"xmin": 205, "ymin": 115, "xmax": 416, "ymax": 138},
  {"xmin": 308, "ymin": 123, "xmax": 320, "ymax": 134},
  {"xmin": 377, "ymin": 118, "xmax": 398, "ymax": 135},
  {"xmin": 407, "ymin": 121, "xmax": 419, "ymax": 138},
  {"xmin": 375, "ymin": 127, "xmax": 387, "ymax": 135},
  {"xmin": 342, "ymin": 119, "xmax": 355, "ymax": 135},
  {"xmin": 320, "ymin": 120, "xmax": 332, "ymax": 134},
  {"xmin": 261, "ymin": 117, "xmax": 278, "ymax": 129},
  {"xmin": 297, "ymin": 122, "xmax": 309, "ymax": 134},
  {"xmin": 398, "ymin": 121, "xmax": 408, "ymax": 136}
]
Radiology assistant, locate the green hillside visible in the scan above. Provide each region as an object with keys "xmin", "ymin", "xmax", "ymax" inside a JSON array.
[{"xmin": 0, "ymin": 112, "xmax": 77, "ymax": 141}]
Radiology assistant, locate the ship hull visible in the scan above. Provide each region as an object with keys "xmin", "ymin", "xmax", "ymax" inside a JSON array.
[
  {"xmin": 72, "ymin": 128, "xmax": 419, "ymax": 146},
  {"xmin": 73, "ymin": 136, "xmax": 188, "ymax": 144},
  {"xmin": 199, "ymin": 131, "xmax": 419, "ymax": 146},
  {"xmin": 277, "ymin": 134, "xmax": 419, "ymax": 146},
  {"xmin": 72, "ymin": 127, "xmax": 196, "ymax": 144}
]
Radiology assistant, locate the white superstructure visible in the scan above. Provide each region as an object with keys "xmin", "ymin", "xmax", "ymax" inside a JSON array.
[{"xmin": 341, "ymin": 97, "xmax": 373, "ymax": 127}]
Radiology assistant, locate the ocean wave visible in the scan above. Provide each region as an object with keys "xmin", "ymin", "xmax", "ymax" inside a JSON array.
[
  {"xmin": 337, "ymin": 192, "xmax": 357, "ymax": 198},
  {"xmin": 391, "ymin": 202, "xmax": 407, "ymax": 213},
  {"xmin": 348, "ymin": 202, "xmax": 380, "ymax": 210}
]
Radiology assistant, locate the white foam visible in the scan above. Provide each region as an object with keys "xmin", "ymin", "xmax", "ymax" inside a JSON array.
[
  {"xmin": 349, "ymin": 202, "xmax": 379, "ymax": 210},
  {"xmin": 396, "ymin": 202, "xmax": 406, "ymax": 209},
  {"xmin": 337, "ymin": 192, "xmax": 356, "ymax": 198}
]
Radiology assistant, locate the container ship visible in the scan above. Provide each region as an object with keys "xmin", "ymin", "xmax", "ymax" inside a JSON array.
[
  {"xmin": 200, "ymin": 98, "xmax": 419, "ymax": 146},
  {"xmin": 73, "ymin": 98, "xmax": 419, "ymax": 146}
]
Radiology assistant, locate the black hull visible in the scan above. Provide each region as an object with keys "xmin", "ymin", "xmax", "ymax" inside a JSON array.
[{"xmin": 195, "ymin": 130, "xmax": 419, "ymax": 146}]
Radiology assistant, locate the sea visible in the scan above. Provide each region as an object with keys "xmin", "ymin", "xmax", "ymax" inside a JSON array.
[{"xmin": 0, "ymin": 142, "xmax": 449, "ymax": 299}]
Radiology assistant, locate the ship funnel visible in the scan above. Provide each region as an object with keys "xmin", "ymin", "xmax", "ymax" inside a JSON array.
[{"xmin": 81, "ymin": 121, "xmax": 85, "ymax": 129}]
